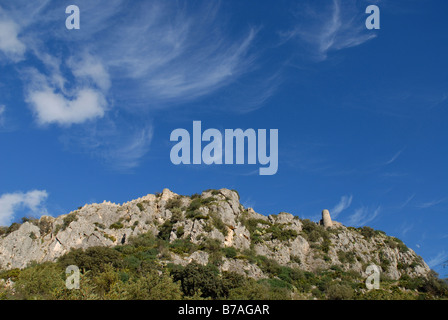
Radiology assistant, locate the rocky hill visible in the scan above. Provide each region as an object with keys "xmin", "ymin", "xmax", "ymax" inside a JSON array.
[{"xmin": 0, "ymin": 188, "xmax": 445, "ymax": 300}]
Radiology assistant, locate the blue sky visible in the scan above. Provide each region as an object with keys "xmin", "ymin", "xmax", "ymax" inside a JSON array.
[{"xmin": 0, "ymin": 0, "xmax": 447, "ymax": 277}]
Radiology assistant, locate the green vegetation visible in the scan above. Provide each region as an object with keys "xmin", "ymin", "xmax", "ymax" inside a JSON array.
[
  {"xmin": 136, "ymin": 202, "xmax": 145, "ymax": 212},
  {"xmin": 157, "ymin": 209, "xmax": 183, "ymax": 241},
  {"xmin": 386, "ymin": 237, "xmax": 409, "ymax": 253},
  {"xmin": 209, "ymin": 212, "xmax": 227, "ymax": 236},
  {"xmin": 338, "ymin": 250, "xmax": 356, "ymax": 264},
  {"xmin": 0, "ymin": 191, "xmax": 447, "ymax": 301},
  {"xmin": 165, "ymin": 197, "xmax": 183, "ymax": 210},
  {"xmin": 109, "ymin": 220, "xmax": 124, "ymax": 230},
  {"xmin": 240, "ymin": 216, "xmax": 298, "ymax": 244},
  {"xmin": 0, "ymin": 227, "xmax": 447, "ymax": 300},
  {"xmin": 94, "ymin": 222, "xmax": 106, "ymax": 230},
  {"xmin": 300, "ymin": 219, "xmax": 332, "ymax": 254},
  {"xmin": 53, "ymin": 212, "xmax": 79, "ymax": 234}
]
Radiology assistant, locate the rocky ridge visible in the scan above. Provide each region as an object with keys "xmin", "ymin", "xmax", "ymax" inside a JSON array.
[{"xmin": 0, "ymin": 188, "xmax": 430, "ymax": 281}]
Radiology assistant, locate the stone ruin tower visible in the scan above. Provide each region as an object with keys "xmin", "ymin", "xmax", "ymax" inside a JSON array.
[{"xmin": 320, "ymin": 209, "xmax": 333, "ymax": 228}]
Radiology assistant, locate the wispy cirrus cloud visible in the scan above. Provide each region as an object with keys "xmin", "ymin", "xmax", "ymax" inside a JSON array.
[
  {"xmin": 330, "ymin": 195, "xmax": 353, "ymax": 219},
  {"xmin": 399, "ymin": 222, "xmax": 414, "ymax": 237},
  {"xmin": 1, "ymin": 0, "xmax": 266, "ymax": 171},
  {"xmin": 98, "ymin": 1, "xmax": 258, "ymax": 107},
  {"xmin": 398, "ymin": 194, "xmax": 415, "ymax": 210},
  {"xmin": 59, "ymin": 116, "xmax": 154, "ymax": 173},
  {"xmin": 283, "ymin": 0, "xmax": 377, "ymax": 61},
  {"xmin": 417, "ymin": 198, "xmax": 447, "ymax": 209},
  {"xmin": 343, "ymin": 206, "xmax": 381, "ymax": 227},
  {"xmin": 385, "ymin": 149, "xmax": 405, "ymax": 165},
  {"xmin": 0, "ymin": 7, "xmax": 26, "ymax": 62},
  {"xmin": 427, "ymin": 251, "xmax": 448, "ymax": 269},
  {"xmin": 0, "ymin": 105, "xmax": 5, "ymax": 126},
  {"xmin": 0, "ymin": 190, "xmax": 49, "ymax": 226}
]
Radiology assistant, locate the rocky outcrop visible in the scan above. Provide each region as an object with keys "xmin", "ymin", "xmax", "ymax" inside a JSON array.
[{"xmin": 0, "ymin": 188, "xmax": 431, "ymax": 281}]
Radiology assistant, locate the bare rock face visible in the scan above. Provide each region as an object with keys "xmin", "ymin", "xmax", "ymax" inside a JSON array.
[{"xmin": 0, "ymin": 188, "xmax": 431, "ymax": 281}]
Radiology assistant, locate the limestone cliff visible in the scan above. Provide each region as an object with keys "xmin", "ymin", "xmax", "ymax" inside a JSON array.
[{"xmin": 0, "ymin": 188, "xmax": 430, "ymax": 280}]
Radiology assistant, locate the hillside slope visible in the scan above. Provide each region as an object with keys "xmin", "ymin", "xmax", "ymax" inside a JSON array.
[{"xmin": 0, "ymin": 188, "xmax": 446, "ymax": 300}]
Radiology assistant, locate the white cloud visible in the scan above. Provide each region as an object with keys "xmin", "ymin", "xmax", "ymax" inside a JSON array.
[
  {"xmin": 100, "ymin": 1, "xmax": 257, "ymax": 105},
  {"xmin": 417, "ymin": 198, "xmax": 446, "ymax": 209},
  {"xmin": 0, "ymin": 8, "xmax": 26, "ymax": 62},
  {"xmin": 60, "ymin": 118, "xmax": 154, "ymax": 172},
  {"xmin": 330, "ymin": 195, "xmax": 353, "ymax": 218},
  {"xmin": 343, "ymin": 206, "xmax": 381, "ymax": 227},
  {"xmin": 68, "ymin": 53, "xmax": 111, "ymax": 92},
  {"xmin": 385, "ymin": 149, "xmax": 404, "ymax": 165},
  {"xmin": 27, "ymin": 86, "xmax": 106, "ymax": 126},
  {"xmin": 399, "ymin": 194, "xmax": 415, "ymax": 209},
  {"xmin": 0, "ymin": 190, "xmax": 48, "ymax": 226},
  {"xmin": 1, "ymin": 1, "xmax": 267, "ymax": 170},
  {"xmin": 0, "ymin": 105, "xmax": 5, "ymax": 126},
  {"xmin": 284, "ymin": 0, "xmax": 377, "ymax": 61},
  {"xmin": 104, "ymin": 127, "xmax": 154, "ymax": 171},
  {"xmin": 400, "ymin": 222, "xmax": 413, "ymax": 236},
  {"xmin": 427, "ymin": 251, "xmax": 448, "ymax": 269},
  {"xmin": 24, "ymin": 52, "xmax": 110, "ymax": 126}
]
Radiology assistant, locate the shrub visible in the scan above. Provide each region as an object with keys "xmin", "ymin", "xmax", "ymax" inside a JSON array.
[
  {"xmin": 55, "ymin": 212, "xmax": 79, "ymax": 233},
  {"xmin": 158, "ymin": 220, "xmax": 174, "ymax": 241},
  {"xmin": 94, "ymin": 222, "xmax": 106, "ymax": 229},
  {"xmin": 0, "ymin": 268, "xmax": 21, "ymax": 282},
  {"xmin": 169, "ymin": 239, "xmax": 197, "ymax": 255},
  {"xmin": 301, "ymin": 219, "xmax": 329, "ymax": 243},
  {"xmin": 320, "ymin": 238, "xmax": 332, "ymax": 253},
  {"xmin": 188, "ymin": 198, "xmax": 203, "ymax": 211},
  {"xmin": 110, "ymin": 271, "xmax": 183, "ymax": 300},
  {"xmin": 223, "ymin": 247, "xmax": 238, "ymax": 259},
  {"xmin": 290, "ymin": 255, "xmax": 301, "ymax": 265},
  {"xmin": 255, "ymin": 255, "xmax": 282, "ymax": 275},
  {"xmin": 326, "ymin": 283, "xmax": 354, "ymax": 300},
  {"xmin": 109, "ymin": 221, "xmax": 124, "ymax": 230},
  {"xmin": 0, "ymin": 226, "xmax": 7, "ymax": 237},
  {"xmin": 165, "ymin": 197, "xmax": 183, "ymax": 210},
  {"xmin": 176, "ymin": 226, "xmax": 185, "ymax": 238},
  {"xmin": 158, "ymin": 210, "xmax": 184, "ymax": 240},
  {"xmin": 199, "ymin": 238, "xmax": 223, "ymax": 266},
  {"xmin": 128, "ymin": 231, "xmax": 157, "ymax": 248},
  {"xmin": 209, "ymin": 212, "xmax": 227, "ymax": 236},
  {"xmin": 228, "ymin": 279, "xmax": 269, "ymax": 300},
  {"xmin": 57, "ymin": 246, "xmax": 123, "ymax": 274},
  {"xmin": 186, "ymin": 210, "xmax": 208, "ymax": 220},
  {"xmin": 338, "ymin": 251, "xmax": 356, "ymax": 264},
  {"xmin": 14, "ymin": 262, "xmax": 65, "ymax": 300},
  {"xmin": 6, "ymin": 223, "xmax": 21, "ymax": 235},
  {"xmin": 103, "ymin": 233, "xmax": 116, "ymax": 242},
  {"xmin": 38, "ymin": 217, "xmax": 52, "ymax": 235},
  {"xmin": 137, "ymin": 202, "xmax": 145, "ymax": 212},
  {"xmin": 21, "ymin": 217, "xmax": 38, "ymax": 225},
  {"xmin": 171, "ymin": 262, "xmax": 223, "ymax": 299},
  {"xmin": 358, "ymin": 226, "xmax": 376, "ymax": 239},
  {"xmin": 268, "ymin": 224, "xmax": 298, "ymax": 242}
]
